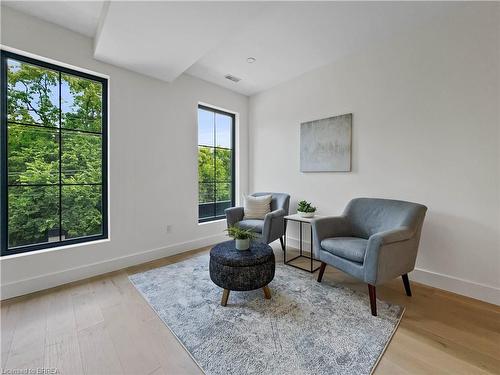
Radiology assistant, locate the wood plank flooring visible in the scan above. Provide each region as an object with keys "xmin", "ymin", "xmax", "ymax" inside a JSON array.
[{"xmin": 1, "ymin": 245, "xmax": 499, "ymax": 375}]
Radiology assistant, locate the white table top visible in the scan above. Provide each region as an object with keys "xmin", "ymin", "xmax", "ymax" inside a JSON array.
[{"xmin": 284, "ymin": 214, "xmax": 323, "ymax": 223}]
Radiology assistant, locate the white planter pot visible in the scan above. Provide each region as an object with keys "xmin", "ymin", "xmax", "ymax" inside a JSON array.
[
  {"xmin": 297, "ymin": 211, "xmax": 315, "ymax": 218},
  {"xmin": 235, "ymin": 238, "xmax": 250, "ymax": 251}
]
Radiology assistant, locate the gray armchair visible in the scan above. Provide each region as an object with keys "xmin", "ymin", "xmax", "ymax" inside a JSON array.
[
  {"xmin": 225, "ymin": 192, "xmax": 290, "ymax": 249},
  {"xmin": 312, "ymin": 198, "xmax": 427, "ymax": 316}
]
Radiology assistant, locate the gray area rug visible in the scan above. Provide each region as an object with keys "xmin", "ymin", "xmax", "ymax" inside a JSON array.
[{"xmin": 129, "ymin": 254, "xmax": 404, "ymax": 375}]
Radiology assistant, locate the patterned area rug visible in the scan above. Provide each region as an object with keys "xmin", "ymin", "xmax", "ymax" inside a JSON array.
[{"xmin": 129, "ymin": 253, "xmax": 404, "ymax": 375}]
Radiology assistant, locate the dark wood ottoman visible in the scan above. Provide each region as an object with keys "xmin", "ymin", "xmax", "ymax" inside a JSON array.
[{"xmin": 209, "ymin": 240, "xmax": 275, "ymax": 306}]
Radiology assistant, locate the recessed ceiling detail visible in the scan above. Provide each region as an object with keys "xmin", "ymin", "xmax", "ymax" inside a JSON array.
[{"xmin": 4, "ymin": 1, "xmax": 458, "ymax": 96}]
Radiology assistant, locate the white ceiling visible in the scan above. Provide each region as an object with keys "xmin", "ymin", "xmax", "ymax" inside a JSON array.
[
  {"xmin": 4, "ymin": 1, "xmax": 105, "ymax": 38},
  {"xmin": 94, "ymin": 2, "xmax": 265, "ymax": 82},
  {"xmin": 3, "ymin": 1, "xmax": 456, "ymax": 96}
]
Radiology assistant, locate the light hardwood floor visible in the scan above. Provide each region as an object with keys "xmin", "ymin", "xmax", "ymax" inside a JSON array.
[{"xmin": 1, "ymin": 245, "xmax": 499, "ymax": 375}]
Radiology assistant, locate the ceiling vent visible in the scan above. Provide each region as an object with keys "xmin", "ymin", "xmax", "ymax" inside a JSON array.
[{"xmin": 224, "ymin": 74, "xmax": 241, "ymax": 83}]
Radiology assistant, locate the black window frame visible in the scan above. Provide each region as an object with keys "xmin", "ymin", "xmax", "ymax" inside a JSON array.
[
  {"xmin": 1, "ymin": 50, "xmax": 108, "ymax": 256},
  {"xmin": 198, "ymin": 104, "xmax": 235, "ymax": 223}
]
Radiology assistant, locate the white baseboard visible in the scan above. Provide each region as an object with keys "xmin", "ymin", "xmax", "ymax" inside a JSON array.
[
  {"xmin": 410, "ymin": 268, "xmax": 500, "ymax": 306},
  {"xmin": 1, "ymin": 233, "xmax": 227, "ymax": 300},
  {"xmin": 284, "ymin": 236, "xmax": 500, "ymax": 306}
]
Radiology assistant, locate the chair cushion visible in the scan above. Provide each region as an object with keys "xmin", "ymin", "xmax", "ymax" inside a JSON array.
[
  {"xmin": 243, "ymin": 194, "xmax": 271, "ymax": 219},
  {"xmin": 320, "ymin": 237, "xmax": 368, "ymax": 263},
  {"xmin": 236, "ymin": 219, "xmax": 264, "ymax": 233}
]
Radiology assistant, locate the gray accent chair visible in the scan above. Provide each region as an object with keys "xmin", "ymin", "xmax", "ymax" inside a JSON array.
[
  {"xmin": 225, "ymin": 192, "xmax": 290, "ymax": 250},
  {"xmin": 312, "ymin": 198, "xmax": 427, "ymax": 316}
]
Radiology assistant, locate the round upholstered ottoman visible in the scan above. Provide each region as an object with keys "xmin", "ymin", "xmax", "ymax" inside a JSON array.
[{"xmin": 209, "ymin": 240, "xmax": 275, "ymax": 306}]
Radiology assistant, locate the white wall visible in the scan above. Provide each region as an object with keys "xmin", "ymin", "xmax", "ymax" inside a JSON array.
[
  {"xmin": 249, "ymin": 4, "xmax": 500, "ymax": 304},
  {"xmin": 0, "ymin": 7, "xmax": 249, "ymax": 299}
]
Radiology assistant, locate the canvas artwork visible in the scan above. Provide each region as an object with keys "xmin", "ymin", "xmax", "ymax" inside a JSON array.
[{"xmin": 300, "ymin": 113, "xmax": 352, "ymax": 172}]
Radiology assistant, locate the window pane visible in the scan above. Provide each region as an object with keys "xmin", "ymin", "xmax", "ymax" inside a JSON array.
[
  {"xmin": 215, "ymin": 148, "xmax": 232, "ymax": 182},
  {"xmin": 215, "ymin": 183, "xmax": 231, "ymax": 216},
  {"xmin": 199, "ymin": 182, "xmax": 215, "ymax": 219},
  {"xmin": 8, "ymin": 124, "xmax": 59, "ymax": 185},
  {"xmin": 62, "ymin": 185, "xmax": 102, "ymax": 240},
  {"xmin": 62, "ymin": 131, "xmax": 102, "ymax": 184},
  {"xmin": 216, "ymin": 201, "xmax": 231, "ymax": 217},
  {"xmin": 199, "ymin": 182, "xmax": 214, "ymax": 204},
  {"xmin": 7, "ymin": 59, "xmax": 59, "ymax": 126},
  {"xmin": 61, "ymin": 73, "xmax": 102, "ymax": 132},
  {"xmin": 199, "ymin": 203, "xmax": 215, "ymax": 219},
  {"xmin": 216, "ymin": 183, "xmax": 231, "ymax": 202},
  {"xmin": 198, "ymin": 146, "xmax": 214, "ymax": 182},
  {"xmin": 198, "ymin": 108, "xmax": 214, "ymax": 147},
  {"xmin": 215, "ymin": 113, "xmax": 232, "ymax": 149},
  {"xmin": 8, "ymin": 186, "xmax": 59, "ymax": 248},
  {"xmin": 2, "ymin": 55, "xmax": 107, "ymax": 254},
  {"xmin": 197, "ymin": 106, "xmax": 234, "ymax": 222}
]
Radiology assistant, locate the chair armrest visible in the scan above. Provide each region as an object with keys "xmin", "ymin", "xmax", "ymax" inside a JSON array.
[
  {"xmin": 311, "ymin": 216, "xmax": 351, "ymax": 257},
  {"xmin": 369, "ymin": 227, "xmax": 414, "ymax": 246},
  {"xmin": 262, "ymin": 209, "xmax": 286, "ymax": 243},
  {"xmin": 265, "ymin": 209, "xmax": 286, "ymax": 220},
  {"xmin": 364, "ymin": 226, "xmax": 416, "ymax": 284},
  {"xmin": 225, "ymin": 206, "xmax": 244, "ymax": 227}
]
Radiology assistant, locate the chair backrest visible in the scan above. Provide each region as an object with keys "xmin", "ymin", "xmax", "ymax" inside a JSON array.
[
  {"xmin": 251, "ymin": 192, "xmax": 290, "ymax": 214},
  {"xmin": 344, "ymin": 198, "xmax": 427, "ymax": 239}
]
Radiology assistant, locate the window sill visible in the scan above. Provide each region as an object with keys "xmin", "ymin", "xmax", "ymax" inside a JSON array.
[
  {"xmin": 1, "ymin": 238, "xmax": 110, "ymax": 260},
  {"xmin": 198, "ymin": 218, "xmax": 226, "ymax": 226}
]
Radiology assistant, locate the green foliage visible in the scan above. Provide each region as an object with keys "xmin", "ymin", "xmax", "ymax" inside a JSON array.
[
  {"xmin": 225, "ymin": 225, "xmax": 257, "ymax": 240},
  {"xmin": 8, "ymin": 186, "xmax": 59, "ymax": 247},
  {"xmin": 62, "ymin": 73, "xmax": 102, "ymax": 132},
  {"xmin": 8, "ymin": 125, "xmax": 59, "ymax": 185},
  {"xmin": 198, "ymin": 146, "xmax": 232, "ymax": 204},
  {"xmin": 61, "ymin": 185, "xmax": 102, "ymax": 239},
  {"xmin": 6, "ymin": 58, "xmax": 103, "ymax": 248},
  {"xmin": 7, "ymin": 61, "xmax": 59, "ymax": 126},
  {"xmin": 297, "ymin": 200, "xmax": 316, "ymax": 213}
]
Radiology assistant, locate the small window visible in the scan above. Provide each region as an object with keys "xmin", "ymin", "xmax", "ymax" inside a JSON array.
[
  {"xmin": 1, "ymin": 50, "xmax": 108, "ymax": 256},
  {"xmin": 197, "ymin": 105, "xmax": 235, "ymax": 222}
]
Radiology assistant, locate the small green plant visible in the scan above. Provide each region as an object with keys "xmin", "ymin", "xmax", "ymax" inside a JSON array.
[
  {"xmin": 297, "ymin": 200, "xmax": 317, "ymax": 213},
  {"xmin": 225, "ymin": 225, "xmax": 258, "ymax": 240}
]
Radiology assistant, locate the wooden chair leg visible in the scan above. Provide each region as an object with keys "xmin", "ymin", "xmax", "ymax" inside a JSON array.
[
  {"xmin": 279, "ymin": 236, "xmax": 285, "ymax": 251},
  {"xmin": 263, "ymin": 285, "xmax": 271, "ymax": 299},
  {"xmin": 402, "ymin": 274, "xmax": 412, "ymax": 297},
  {"xmin": 368, "ymin": 284, "xmax": 377, "ymax": 316},
  {"xmin": 317, "ymin": 262, "xmax": 327, "ymax": 282},
  {"xmin": 221, "ymin": 289, "xmax": 230, "ymax": 306}
]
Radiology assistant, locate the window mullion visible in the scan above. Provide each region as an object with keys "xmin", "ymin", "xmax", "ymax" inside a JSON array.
[
  {"xmin": 213, "ymin": 112, "xmax": 217, "ymax": 218},
  {"xmin": 58, "ymin": 71, "xmax": 62, "ymax": 241},
  {"xmin": 6, "ymin": 120, "xmax": 102, "ymax": 135},
  {"xmin": 1, "ymin": 52, "xmax": 8, "ymax": 253}
]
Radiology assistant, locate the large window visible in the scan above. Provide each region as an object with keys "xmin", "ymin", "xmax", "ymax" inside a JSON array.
[
  {"xmin": 1, "ymin": 50, "xmax": 108, "ymax": 256},
  {"xmin": 198, "ymin": 105, "xmax": 235, "ymax": 222}
]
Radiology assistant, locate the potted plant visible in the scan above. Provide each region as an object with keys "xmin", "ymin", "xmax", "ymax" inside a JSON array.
[
  {"xmin": 226, "ymin": 226, "xmax": 257, "ymax": 251},
  {"xmin": 297, "ymin": 200, "xmax": 317, "ymax": 218}
]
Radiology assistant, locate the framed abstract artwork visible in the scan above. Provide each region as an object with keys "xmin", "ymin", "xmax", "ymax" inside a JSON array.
[{"xmin": 300, "ymin": 113, "xmax": 352, "ymax": 172}]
